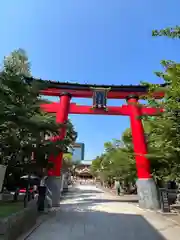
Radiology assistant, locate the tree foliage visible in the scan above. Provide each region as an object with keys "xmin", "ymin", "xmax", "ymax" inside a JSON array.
[
  {"xmin": 91, "ymin": 25, "xmax": 180, "ymax": 186},
  {"xmin": 62, "ymin": 153, "xmax": 73, "ymax": 172},
  {"xmin": 91, "ymin": 132, "xmax": 136, "ymax": 185},
  {"xmin": 0, "ymin": 49, "xmax": 77, "ymax": 173},
  {"xmin": 152, "ymin": 26, "xmax": 180, "ymax": 39}
]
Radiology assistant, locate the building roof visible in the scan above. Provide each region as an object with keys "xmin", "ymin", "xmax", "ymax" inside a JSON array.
[{"xmin": 80, "ymin": 160, "xmax": 92, "ymax": 165}]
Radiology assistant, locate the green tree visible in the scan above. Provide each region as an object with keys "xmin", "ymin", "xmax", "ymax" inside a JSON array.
[
  {"xmin": 152, "ymin": 26, "xmax": 180, "ymax": 39},
  {"xmin": 143, "ymin": 64, "xmax": 180, "ymax": 181},
  {"xmin": 138, "ymin": 25, "xmax": 180, "ymax": 182},
  {"xmin": 91, "ymin": 132, "xmax": 136, "ymax": 189},
  {"xmin": 90, "ymin": 156, "xmax": 102, "ymax": 177},
  {"xmin": 62, "ymin": 153, "xmax": 73, "ymax": 172},
  {"xmin": 0, "ymin": 49, "xmax": 77, "ymax": 173},
  {"xmin": 92, "ymin": 25, "xmax": 180, "ymax": 187}
]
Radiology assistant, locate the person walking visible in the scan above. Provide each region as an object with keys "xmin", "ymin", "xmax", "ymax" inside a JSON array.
[{"xmin": 114, "ymin": 179, "xmax": 121, "ymax": 196}]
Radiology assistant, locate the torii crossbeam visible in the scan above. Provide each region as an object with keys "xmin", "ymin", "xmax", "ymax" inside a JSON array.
[{"xmin": 41, "ymin": 102, "xmax": 163, "ymax": 116}]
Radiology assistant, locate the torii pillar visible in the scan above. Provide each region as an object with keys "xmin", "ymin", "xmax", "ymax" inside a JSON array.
[
  {"xmin": 127, "ymin": 95, "xmax": 160, "ymax": 209},
  {"xmin": 46, "ymin": 92, "xmax": 71, "ymax": 207}
]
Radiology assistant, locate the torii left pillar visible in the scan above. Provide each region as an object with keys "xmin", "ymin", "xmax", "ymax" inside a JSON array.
[{"xmin": 47, "ymin": 92, "xmax": 71, "ymax": 207}]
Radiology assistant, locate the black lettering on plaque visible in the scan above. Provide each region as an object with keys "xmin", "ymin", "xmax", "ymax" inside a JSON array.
[{"xmin": 93, "ymin": 90, "xmax": 107, "ymax": 109}]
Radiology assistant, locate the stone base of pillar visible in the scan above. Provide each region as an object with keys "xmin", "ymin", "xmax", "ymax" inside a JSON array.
[
  {"xmin": 46, "ymin": 176, "xmax": 61, "ymax": 207},
  {"xmin": 136, "ymin": 178, "xmax": 160, "ymax": 210}
]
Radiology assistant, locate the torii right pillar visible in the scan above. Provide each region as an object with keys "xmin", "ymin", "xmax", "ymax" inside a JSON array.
[{"xmin": 127, "ymin": 95, "xmax": 160, "ymax": 210}]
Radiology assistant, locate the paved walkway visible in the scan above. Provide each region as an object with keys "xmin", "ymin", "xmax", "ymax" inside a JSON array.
[{"xmin": 26, "ymin": 184, "xmax": 180, "ymax": 240}]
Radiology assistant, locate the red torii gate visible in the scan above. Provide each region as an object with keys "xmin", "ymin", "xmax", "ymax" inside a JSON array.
[{"xmin": 39, "ymin": 80, "xmax": 165, "ymax": 209}]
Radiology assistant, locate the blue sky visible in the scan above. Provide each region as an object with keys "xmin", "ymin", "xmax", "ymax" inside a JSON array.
[{"xmin": 1, "ymin": 1, "xmax": 180, "ymax": 160}]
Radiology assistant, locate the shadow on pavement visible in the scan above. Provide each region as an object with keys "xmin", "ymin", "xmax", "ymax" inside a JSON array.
[
  {"xmin": 27, "ymin": 187, "xmax": 167, "ymax": 240},
  {"xmin": 52, "ymin": 204, "xmax": 166, "ymax": 240}
]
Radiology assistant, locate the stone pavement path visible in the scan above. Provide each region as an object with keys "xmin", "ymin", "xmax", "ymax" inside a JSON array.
[{"xmin": 26, "ymin": 184, "xmax": 180, "ymax": 240}]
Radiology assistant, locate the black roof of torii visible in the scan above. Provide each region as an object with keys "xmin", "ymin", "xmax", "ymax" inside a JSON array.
[{"xmin": 27, "ymin": 77, "xmax": 166, "ymax": 93}]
